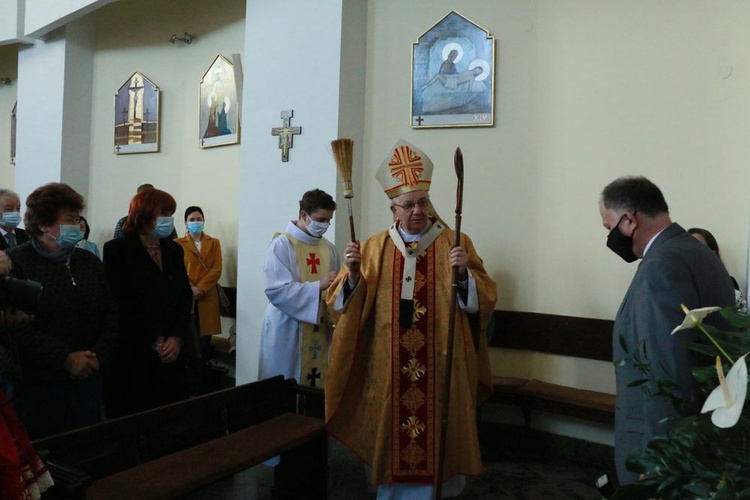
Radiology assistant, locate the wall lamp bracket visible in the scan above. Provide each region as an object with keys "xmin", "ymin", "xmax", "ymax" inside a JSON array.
[{"xmin": 170, "ymin": 32, "xmax": 196, "ymax": 45}]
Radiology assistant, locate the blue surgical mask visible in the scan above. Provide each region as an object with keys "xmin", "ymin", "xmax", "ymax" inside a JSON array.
[
  {"xmin": 187, "ymin": 221, "xmax": 204, "ymax": 235},
  {"xmin": 305, "ymin": 217, "xmax": 329, "ymax": 238},
  {"xmin": 1, "ymin": 211, "xmax": 21, "ymax": 229},
  {"xmin": 152, "ymin": 216, "xmax": 175, "ymax": 239},
  {"xmin": 55, "ymin": 224, "xmax": 84, "ymax": 249}
]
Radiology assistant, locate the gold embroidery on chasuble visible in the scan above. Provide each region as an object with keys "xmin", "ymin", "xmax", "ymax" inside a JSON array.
[
  {"xmin": 400, "ymin": 384, "xmax": 426, "ymax": 414},
  {"xmin": 284, "ymin": 233, "xmax": 332, "ymax": 388},
  {"xmin": 391, "ymin": 242, "xmax": 436, "ymax": 483},
  {"xmin": 389, "ymin": 144, "xmax": 425, "ymax": 187}
]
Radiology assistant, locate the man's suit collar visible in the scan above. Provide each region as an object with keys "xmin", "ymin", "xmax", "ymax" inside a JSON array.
[{"xmin": 642, "ymin": 223, "xmax": 684, "ymax": 258}]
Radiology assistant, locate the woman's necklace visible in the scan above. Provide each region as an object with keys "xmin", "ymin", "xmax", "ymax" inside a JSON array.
[
  {"xmin": 141, "ymin": 237, "xmax": 163, "ymax": 269},
  {"xmin": 140, "ymin": 234, "xmax": 160, "ymax": 250}
]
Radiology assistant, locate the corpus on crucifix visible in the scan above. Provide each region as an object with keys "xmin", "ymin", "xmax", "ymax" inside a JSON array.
[{"xmin": 271, "ymin": 110, "xmax": 302, "ymax": 162}]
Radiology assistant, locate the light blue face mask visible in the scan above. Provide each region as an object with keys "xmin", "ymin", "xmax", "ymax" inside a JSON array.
[
  {"xmin": 55, "ymin": 224, "xmax": 84, "ymax": 249},
  {"xmin": 187, "ymin": 221, "xmax": 204, "ymax": 235},
  {"xmin": 152, "ymin": 216, "xmax": 175, "ymax": 239},
  {"xmin": 1, "ymin": 212, "xmax": 21, "ymax": 229}
]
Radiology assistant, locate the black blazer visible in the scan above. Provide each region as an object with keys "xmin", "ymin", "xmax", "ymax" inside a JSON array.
[
  {"xmin": 102, "ymin": 233, "xmax": 192, "ymax": 417},
  {"xmin": 103, "ymin": 233, "xmax": 192, "ymax": 351},
  {"xmin": 0, "ymin": 228, "xmax": 29, "ymax": 251}
]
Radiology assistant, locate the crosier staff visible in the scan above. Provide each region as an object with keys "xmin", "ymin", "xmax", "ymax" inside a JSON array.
[{"xmin": 435, "ymin": 147, "xmax": 464, "ymax": 499}]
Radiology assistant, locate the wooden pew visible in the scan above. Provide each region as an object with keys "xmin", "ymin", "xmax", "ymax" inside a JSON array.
[
  {"xmin": 33, "ymin": 375, "xmax": 327, "ymax": 500},
  {"xmin": 488, "ymin": 310, "xmax": 616, "ymax": 425}
]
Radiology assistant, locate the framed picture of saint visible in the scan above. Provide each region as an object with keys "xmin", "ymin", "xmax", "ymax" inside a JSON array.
[
  {"xmin": 411, "ymin": 11, "xmax": 495, "ymax": 128},
  {"xmin": 114, "ymin": 72, "xmax": 160, "ymax": 154},
  {"xmin": 199, "ymin": 54, "xmax": 239, "ymax": 148}
]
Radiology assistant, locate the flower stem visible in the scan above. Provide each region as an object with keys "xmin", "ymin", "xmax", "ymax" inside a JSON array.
[{"xmin": 697, "ymin": 324, "xmax": 735, "ymax": 364}]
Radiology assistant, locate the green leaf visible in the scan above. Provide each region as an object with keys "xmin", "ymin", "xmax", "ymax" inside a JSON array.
[
  {"xmin": 721, "ymin": 307, "xmax": 750, "ymax": 328},
  {"xmin": 628, "ymin": 379, "xmax": 651, "ymax": 388}
]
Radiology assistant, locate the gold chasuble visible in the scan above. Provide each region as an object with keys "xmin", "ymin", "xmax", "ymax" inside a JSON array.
[
  {"xmin": 280, "ymin": 232, "xmax": 332, "ymax": 388},
  {"xmin": 325, "ymin": 223, "xmax": 496, "ymax": 486}
]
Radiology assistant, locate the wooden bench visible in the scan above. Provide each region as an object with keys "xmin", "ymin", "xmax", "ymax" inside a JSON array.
[
  {"xmin": 488, "ymin": 310, "xmax": 616, "ymax": 425},
  {"xmin": 34, "ymin": 375, "xmax": 327, "ymax": 500}
]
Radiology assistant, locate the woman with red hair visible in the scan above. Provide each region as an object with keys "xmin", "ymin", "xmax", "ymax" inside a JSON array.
[{"xmin": 103, "ymin": 188, "xmax": 192, "ymax": 418}]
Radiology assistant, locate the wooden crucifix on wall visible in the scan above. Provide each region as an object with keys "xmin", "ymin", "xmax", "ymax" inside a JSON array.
[{"xmin": 271, "ymin": 110, "xmax": 301, "ymax": 162}]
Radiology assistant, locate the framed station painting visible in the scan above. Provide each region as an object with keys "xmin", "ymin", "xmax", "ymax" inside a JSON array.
[
  {"xmin": 114, "ymin": 72, "xmax": 160, "ymax": 154},
  {"xmin": 411, "ymin": 11, "xmax": 495, "ymax": 128},
  {"xmin": 199, "ymin": 54, "xmax": 239, "ymax": 148}
]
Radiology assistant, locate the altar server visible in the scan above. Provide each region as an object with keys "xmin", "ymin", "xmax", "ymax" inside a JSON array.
[{"xmin": 259, "ymin": 189, "xmax": 340, "ymax": 387}]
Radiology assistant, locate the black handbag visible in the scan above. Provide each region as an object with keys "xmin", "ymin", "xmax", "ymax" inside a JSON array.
[{"xmin": 183, "ymin": 300, "xmax": 202, "ymax": 363}]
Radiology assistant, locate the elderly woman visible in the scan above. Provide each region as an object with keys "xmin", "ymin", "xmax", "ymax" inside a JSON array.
[
  {"xmin": 174, "ymin": 206, "xmax": 223, "ymax": 356},
  {"xmin": 6, "ymin": 183, "xmax": 118, "ymax": 439},
  {"xmin": 103, "ymin": 188, "xmax": 191, "ymax": 418}
]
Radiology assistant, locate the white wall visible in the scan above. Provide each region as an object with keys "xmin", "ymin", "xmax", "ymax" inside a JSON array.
[
  {"xmin": 0, "ymin": 44, "xmax": 17, "ymax": 189},
  {"xmin": 88, "ymin": 0, "xmax": 245, "ymax": 287},
  {"xmin": 24, "ymin": 0, "xmax": 118, "ymax": 39},
  {"xmin": 363, "ymin": 0, "xmax": 750, "ymax": 317},
  {"xmin": 15, "ymin": 30, "xmax": 68, "ymax": 193},
  {"xmin": 0, "ymin": 0, "xmax": 23, "ymax": 44}
]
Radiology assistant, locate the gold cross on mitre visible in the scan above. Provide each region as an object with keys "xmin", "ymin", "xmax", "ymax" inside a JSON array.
[{"xmin": 375, "ymin": 138, "xmax": 434, "ymax": 199}]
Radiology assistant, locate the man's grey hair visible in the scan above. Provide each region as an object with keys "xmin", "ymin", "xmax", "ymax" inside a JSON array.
[
  {"xmin": 0, "ymin": 189, "xmax": 20, "ymax": 202},
  {"xmin": 600, "ymin": 176, "xmax": 668, "ymax": 217}
]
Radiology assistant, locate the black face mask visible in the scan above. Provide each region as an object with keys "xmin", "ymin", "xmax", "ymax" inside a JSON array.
[{"xmin": 606, "ymin": 213, "xmax": 638, "ymax": 263}]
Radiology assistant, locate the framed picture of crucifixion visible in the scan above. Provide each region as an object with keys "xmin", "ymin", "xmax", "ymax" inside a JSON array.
[
  {"xmin": 199, "ymin": 54, "xmax": 239, "ymax": 148},
  {"xmin": 411, "ymin": 11, "xmax": 495, "ymax": 128},
  {"xmin": 114, "ymin": 72, "xmax": 160, "ymax": 154}
]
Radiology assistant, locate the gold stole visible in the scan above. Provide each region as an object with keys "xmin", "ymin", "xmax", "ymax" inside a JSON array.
[
  {"xmin": 282, "ymin": 232, "xmax": 332, "ymax": 388},
  {"xmin": 388, "ymin": 223, "xmax": 444, "ymax": 483}
]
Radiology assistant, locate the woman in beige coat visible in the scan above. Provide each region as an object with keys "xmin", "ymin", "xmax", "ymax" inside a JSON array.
[{"xmin": 174, "ymin": 206, "xmax": 223, "ymax": 357}]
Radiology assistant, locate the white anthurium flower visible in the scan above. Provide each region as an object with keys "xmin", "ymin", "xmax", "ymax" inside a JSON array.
[
  {"xmin": 671, "ymin": 304, "xmax": 722, "ymax": 335},
  {"xmin": 701, "ymin": 354, "xmax": 748, "ymax": 428}
]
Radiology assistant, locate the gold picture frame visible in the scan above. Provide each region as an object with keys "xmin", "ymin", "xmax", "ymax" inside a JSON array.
[
  {"xmin": 411, "ymin": 11, "xmax": 495, "ymax": 128},
  {"xmin": 199, "ymin": 55, "xmax": 240, "ymax": 148},
  {"xmin": 114, "ymin": 72, "xmax": 160, "ymax": 154}
]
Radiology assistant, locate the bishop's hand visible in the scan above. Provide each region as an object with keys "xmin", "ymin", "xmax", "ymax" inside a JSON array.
[
  {"xmin": 450, "ymin": 246, "xmax": 468, "ymax": 280},
  {"xmin": 344, "ymin": 241, "xmax": 361, "ymax": 285}
]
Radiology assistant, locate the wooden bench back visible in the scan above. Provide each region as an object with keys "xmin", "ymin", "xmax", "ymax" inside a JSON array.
[
  {"xmin": 490, "ymin": 310, "xmax": 614, "ymax": 362},
  {"xmin": 33, "ymin": 375, "xmax": 291, "ymax": 480}
]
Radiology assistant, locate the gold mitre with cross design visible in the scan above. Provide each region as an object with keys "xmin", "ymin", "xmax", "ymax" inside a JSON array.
[{"xmin": 376, "ymin": 139, "xmax": 433, "ymax": 199}]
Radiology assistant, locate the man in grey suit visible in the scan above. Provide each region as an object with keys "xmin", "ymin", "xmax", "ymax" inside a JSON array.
[
  {"xmin": 0, "ymin": 189, "xmax": 29, "ymax": 251},
  {"xmin": 599, "ymin": 176, "xmax": 735, "ymax": 485}
]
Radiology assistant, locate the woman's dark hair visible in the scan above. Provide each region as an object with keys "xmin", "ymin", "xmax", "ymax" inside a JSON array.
[
  {"xmin": 79, "ymin": 215, "xmax": 91, "ymax": 240},
  {"xmin": 688, "ymin": 227, "xmax": 720, "ymax": 258},
  {"xmin": 24, "ymin": 183, "xmax": 85, "ymax": 237},
  {"xmin": 299, "ymin": 189, "xmax": 336, "ymax": 216},
  {"xmin": 184, "ymin": 206, "xmax": 204, "ymax": 221},
  {"xmin": 122, "ymin": 188, "xmax": 176, "ymax": 235}
]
